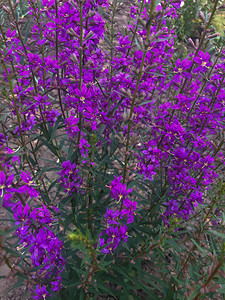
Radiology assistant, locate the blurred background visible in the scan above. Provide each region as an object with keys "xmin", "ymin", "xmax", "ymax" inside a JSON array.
[{"xmin": 176, "ymin": 0, "xmax": 225, "ymax": 39}]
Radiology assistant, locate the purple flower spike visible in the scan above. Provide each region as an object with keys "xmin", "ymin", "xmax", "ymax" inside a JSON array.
[
  {"xmin": 58, "ymin": 160, "xmax": 82, "ymax": 195},
  {"xmin": 98, "ymin": 177, "xmax": 136, "ymax": 254}
]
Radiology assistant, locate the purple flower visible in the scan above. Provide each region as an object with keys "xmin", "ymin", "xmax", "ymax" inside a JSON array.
[
  {"xmin": 193, "ymin": 51, "xmax": 211, "ymax": 73},
  {"xmin": 30, "ymin": 206, "xmax": 53, "ymax": 224},
  {"xmin": 13, "ymin": 203, "xmax": 30, "ymax": 225},
  {"xmin": 65, "ymin": 114, "xmax": 79, "ymax": 138},
  {"xmin": 119, "ymin": 224, "xmax": 129, "ymax": 242},
  {"xmin": 0, "ymin": 133, "xmax": 5, "ymax": 144},
  {"xmin": 104, "ymin": 208, "xmax": 120, "ymax": 225},
  {"xmin": 18, "ymin": 171, "xmax": 39, "ymax": 198},
  {"xmin": 120, "ymin": 199, "xmax": 137, "ymax": 224},
  {"xmin": 58, "ymin": 160, "xmax": 82, "ymax": 195},
  {"xmin": 43, "ymin": 109, "xmax": 60, "ymax": 126},
  {"xmin": 51, "ymin": 277, "xmax": 62, "ymax": 292},
  {"xmin": 98, "ymin": 177, "xmax": 135, "ymax": 254},
  {"xmin": 33, "ymin": 285, "xmax": 51, "ymax": 300},
  {"xmin": 106, "ymin": 226, "xmax": 121, "ymax": 245},
  {"xmin": 78, "ymin": 138, "xmax": 90, "ymax": 157},
  {"xmin": 173, "ymin": 58, "xmax": 192, "ymax": 82},
  {"xmin": 163, "ymin": 120, "xmax": 185, "ymax": 141},
  {"xmin": 0, "ymin": 171, "xmax": 14, "ymax": 190},
  {"xmin": 99, "ymin": 238, "xmax": 118, "ymax": 254},
  {"xmin": 110, "ymin": 179, "xmax": 133, "ymax": 202},
  {"xmin": 200, "ymin": 155, "xmax": 215, "ymax": 173},
  {"xmin": 75, "ymin": 84, "xmax": 91, "ymax": 104}
]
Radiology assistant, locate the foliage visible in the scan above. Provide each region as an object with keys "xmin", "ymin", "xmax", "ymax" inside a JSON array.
[
  {"xmin": 0, "ymin": 0, "xmax": 225, "ymax": 299},
  {"xmin": 175, "ymin": 0, "xmax": 202, "ymax": 40}
]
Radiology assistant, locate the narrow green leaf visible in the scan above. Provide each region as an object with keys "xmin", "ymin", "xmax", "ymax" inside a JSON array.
[
  {"xmin": 190, "ymin": 239, "xmax": 208, "ymax": 256},
  {"xmin": 22, "ymin": 19, "xmax": 31, "ymax": 45},
  {"xmin": 135, "ymin": 38, "xmax": 141, "ymax": 50},
  {"xmin": 210, "ymin": 230, "xmax": 225, "ymax": 239},
  {"xmin": 49, "ymin": 115, "xmax": 63, "ymax": 142}
]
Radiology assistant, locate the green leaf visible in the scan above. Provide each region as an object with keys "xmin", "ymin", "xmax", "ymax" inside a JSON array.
[
  {"xmin": 138, "ymin": 99, "xmax": 155, "ymax": 106},
  {"xmin": 170, "ymin": 274, "xmax": 184, "ymax": 286},
  {"xmin": 49, "ymin": 115, "xmax": 63, "ymax": 142},
  {"xmin": 0, "ymin": 111, "xmax": 11, "ymax": 121},
  {"xmin": 2, "ymin": 246, "xmax": 20, "ymax": 256},
  {"xmin": 7, "ymin": 278, "xmax": 25, "ymax": 293},
  {"xmin": 210, "ymin": 230, "xmax": 225, "ymax": 239},
  {"xmin": 38, "ymin": 166, "xmax": 60, "ymax": 178},
  {"xmin": 190, "ymin": 239, "xmax": 209, "ymax": 257},
  {"xmin": 93, "ymin": 280, "xmax": 117, "ymax": 297},
  {"xmin": 104, "ymin": 35, "xmax": 116, "ymax": 49},
  {"xmin": 22, "ymin": 19, "xmax": 31, "ymax": 45},
  {"xmin": 36, "ymin": 136, "xmax": 58, "ymax": 156},
  {"xmin": 23, "ymin": 283, "xmax": 29, "ymax": 300},
  {"xmin": 113, "ymin": 265, "xmax": 160, "ymax": 299},
  {"xmin": 218, "ymin": 285, "xmax": 225, "ymax": 293},
  {"xmin": 135, "ymin": 38, "xmax": 141, "ymax": 50},
  {"xmin": 28, "ymin": 154, "xmax": 37, "ymax": 167},
  {"xmin": 187, "ymin": 287, "xmax": 201, "ymax": 300}
]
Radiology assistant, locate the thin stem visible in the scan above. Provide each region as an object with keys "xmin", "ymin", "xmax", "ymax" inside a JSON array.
[
  {"xmin": 193, "ymin": 256, "xmax": 225, "ymax": 300},
  {"xmin": 167, "ymin": 186, "xmax": 223, "ymax": 299},
  {"xmin": 122, "ymin": 0, "xmax": 157, "ymax": 184},
  {"xmin": 125, "ymin": 0, "xmax": 145, "ymax": 58},
  {"xmin": 179, "ymin": 0, "xmax": 220, "ymax": 95},
  {"xmin": 55, "ymin": 0, "xmax": 65, "ymax": 119},
  {"xmin": 75, "ymin": 2, "xmax": 84, "ymax": 163}
]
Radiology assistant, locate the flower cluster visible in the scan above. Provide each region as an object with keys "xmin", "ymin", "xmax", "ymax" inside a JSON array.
[
  {"xmin": 98, "ymin": 176, "xmax": 137, "ymax": 254},
  {"xmin": 58, "ymin": 160, "xmax": 82, "ymax": 195},
  {"xmin": 137, "ymin": 49, "xmax": 225, "ymax": 222},
  {"xmin": 0, "ymin": 143, "xmax": 65, "ymax": 299},
  {"xmin": 0, "ymin": 0, "xmax": 108, "ymax": 160},
  {"xmin": 14, "ymin": 202, "xmax": 65, "ymax": 299},
  {"xmin": 102, "ymin": 0, "xmax": 224, "ymax": 223}
]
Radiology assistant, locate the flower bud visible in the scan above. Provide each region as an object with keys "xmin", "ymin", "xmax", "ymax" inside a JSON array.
[
  {"xmin": 138, "ymin": 18, "xmax": 147, "ymax": 29},
  {"xmin": 198, "ymin": 11, "xmax": 206, "ymax": 22},
  {"xmin": 33, "ymin": 66, "xmax": 41, "ymax": 74},
  {"xmin": 84, "ymin": 31, "xmax": 94, "ymax": 41},
  {"xmin": 66, "ymin": 28, "xmax": 79, "ymax": 37},
  {"xmin": 187, "ymin": 38, "xmax": 196, "ymax": 48},
  {"xmin": 120, "ymin": 88, "xmax": 132, "ymax": 98},
  {"xmin": 13, "ymin": 0, "xmax": 20, "ymax": 9},
  {"xmin": 70, "ymin": 53, "xmax": 78, "ymax": 63},
  {"xmin": 16, "ymin": 49, "xmax": 25, "ymax": 56},
  {"xmin": 86, "ymin": 11, "xmax": 96, "ymax": 18},
  {"xmin": 195, "ymin": 39, "xmax": 199, "ymax": 48},
  {"xmin": 2, "ymin": 6, "xmax": 11, "ymax": 14},
  {"xmin": 207, "ymin": 32, "xmax": 219, "ymax": 39}
]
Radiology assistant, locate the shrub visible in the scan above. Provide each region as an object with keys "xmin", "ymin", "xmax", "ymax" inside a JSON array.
[{"xmin": 0, "ymin": 0, "xmax": 225, "ymax": 299}]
